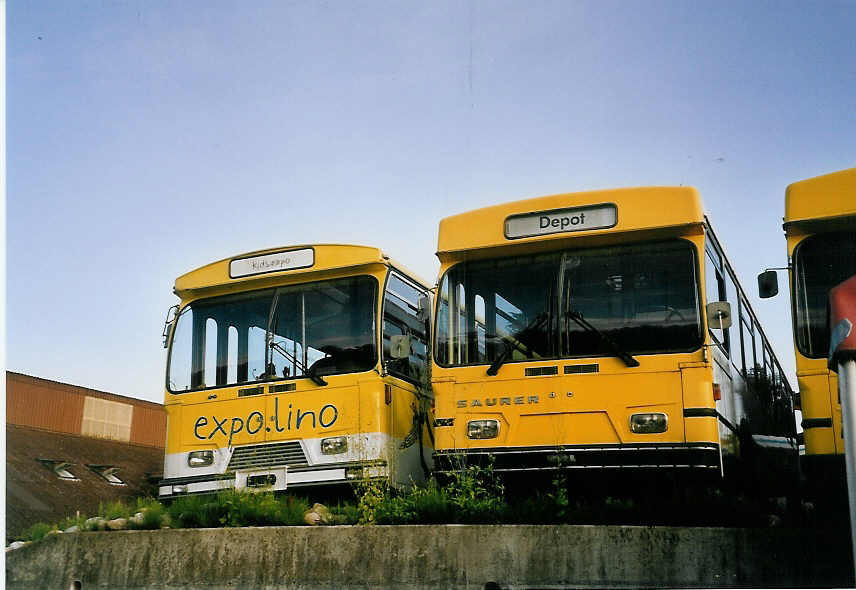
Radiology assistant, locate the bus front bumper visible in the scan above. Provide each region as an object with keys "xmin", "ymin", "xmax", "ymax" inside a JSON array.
[
  {"xmin": 158, "ymin": 461, "xmax": 388, "ymax": 499},
  {"xmin": 433, "ymin": 443, "xmax": 721, "ymax": 473}
]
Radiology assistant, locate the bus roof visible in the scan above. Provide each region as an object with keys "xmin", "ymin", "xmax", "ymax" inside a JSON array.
[
  {"xmin": 437, "ymin": 186, "xmax": 704, "ymax": 256},
  {"xmin": 785, "ymin": 168, "xmax": 856, "ymax": 228},
  {"xmin": 174, "ymin": 244, "xmax": 426, "ymax": 298}
]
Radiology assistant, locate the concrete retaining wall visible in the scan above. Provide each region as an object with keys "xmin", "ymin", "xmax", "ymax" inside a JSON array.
[{"xmin": 6, "ymin": 525, "xmax": 853, "ymax": 589}]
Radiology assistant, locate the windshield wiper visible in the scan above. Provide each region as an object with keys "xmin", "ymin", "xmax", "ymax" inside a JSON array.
[
  {"xmin": 486, "ymin": 341, "xmax": 512, "ymax": 376},
  {"xmin": 565, "ymin": 310, "xmax": 639, "ymax": 368},
  {"xmin": 269, "ymin": 341, "xmax": 328, "ymax": 386},
  {"xmin": 486, "ymin": 313, "xmax": 548, "ymax": 376}
]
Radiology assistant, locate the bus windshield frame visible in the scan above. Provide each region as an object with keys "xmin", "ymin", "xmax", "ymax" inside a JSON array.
[
  {"xmin": 167, "ymin": 274, "xmax": 378, "ymax": 393},
  {"xmin": 434, "ymin": 239, "xmax": 702, "ymax": 368},
  {"xmin": 792, "ymin": 230, "xmax": 856, "ymax": 359}
]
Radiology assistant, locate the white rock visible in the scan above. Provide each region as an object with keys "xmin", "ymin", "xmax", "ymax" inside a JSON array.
[
  {"xmin": 107, "ymin": 518, "xmax": 128, "ymax": 531},
  {"xmin": 303, "ymin": 511, "xmax": 322, "ymax": 526},
  {"xmin": 311, "ymin": 503, "xmax": 332, "ymax": 524}
]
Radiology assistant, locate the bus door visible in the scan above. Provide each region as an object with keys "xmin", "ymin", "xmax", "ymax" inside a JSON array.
[{"xmin": 382, "ymin": 271, "xmax": 433, "ymax": 484}]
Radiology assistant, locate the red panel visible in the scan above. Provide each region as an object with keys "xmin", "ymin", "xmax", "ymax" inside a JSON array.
[{"xmin": 830, "ymin": 274, "xmax": 856, "ymax": 365}]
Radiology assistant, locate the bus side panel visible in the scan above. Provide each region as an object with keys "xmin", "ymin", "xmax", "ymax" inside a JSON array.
[
  {"xmin": 389, "ymin": 379, "xmax": 431, "ymax": 487},
  {"xmin": 800, "ymin": 372, "xmax": 836, "ymax": 455},
  {"xmin": 433, "ymin": 379, "xmax": 457, "ymax": 451},
  {"xmin": 164, "ymin": 403, "xmax": 182, "ymax": 455},
  {"xmin": 680, "ymin": 366, "xmax": 721, "ymax": 450}
]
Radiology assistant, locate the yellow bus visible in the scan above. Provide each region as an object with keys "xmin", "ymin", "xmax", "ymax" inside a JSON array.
[
  {"xmin": 760, "ymin": 168, "xmax": 856, "ymax": 495},
  {"xmin": 432, "ymin": 187, "xmax": 798, "ymax": 491},
  {"xmin": 158, "ymin": 244, "xmax": 433, "ymax": 498}
]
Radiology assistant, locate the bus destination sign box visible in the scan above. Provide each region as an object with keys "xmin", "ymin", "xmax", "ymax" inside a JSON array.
[
  {"xmin": 230, "ymin": 248, "xmax": 314, "ymax": 278},
  {"xmin": 504, "ymin": 204, "xmax": 617, "ymax": 239}
]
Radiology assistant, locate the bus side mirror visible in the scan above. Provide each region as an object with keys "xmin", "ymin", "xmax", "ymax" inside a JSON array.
[
  {"xmin": 162, "ymin": 304, "xmax": 179, "ymax": 348},
  {"xmin": 390, "ymin": 334, "xmax": 411, "ymax": 359},
  {"xmin": 758, "ymin": 270, "xmax": 779, "ymax": 299},
  {"xmin": 706, "ymin": 301, "xmax": 732, "ymax": 330},
  {"xmin": 417, "ymin": 295, "xmax": 431, "ymax": 322}
]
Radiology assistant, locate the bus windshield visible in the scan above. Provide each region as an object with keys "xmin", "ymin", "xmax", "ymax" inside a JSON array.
[
  {"xmin": 435, "ymin": 240, "xmax": 701, "ymax": 367},
  {"xmin": 168, "ymin": 275, "xmax": 377, "ymax": 392},
  {"xmin": 793, "ymin": 230, "xmax": 856, "ymax": 358}
]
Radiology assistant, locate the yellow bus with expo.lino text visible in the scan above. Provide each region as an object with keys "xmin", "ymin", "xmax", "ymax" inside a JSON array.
[
  {"xmin": 432, "ymin": 187, "xmax": 799, "ymax": 493},
  {"xmin": 158, "ymin": 244, "xmax": 433, "ymax": 499},
  {"xmin": 760, "ymin": 168, "xmax": 856, "ymax": 498}
]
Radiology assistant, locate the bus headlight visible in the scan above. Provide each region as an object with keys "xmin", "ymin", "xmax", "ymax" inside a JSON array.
[
  {"xmin": 630, "ymin": 413, "xmax": 668, "ymax": 434},
  {"xmin": 467, "ymin": 419, "xmax": 499, "ymax": 439},
  {"xmin": 187, "ymin": 450, "xmax": 214, "ymax": 467},
  {"xmin": 321, "ymin": 436, "xmax": 348, "ymax": 455}
]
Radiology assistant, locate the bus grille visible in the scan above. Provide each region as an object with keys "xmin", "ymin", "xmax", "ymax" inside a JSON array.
[{"xmin": 227, "ymin": 442, "xmax": 308, "ymax": 471}]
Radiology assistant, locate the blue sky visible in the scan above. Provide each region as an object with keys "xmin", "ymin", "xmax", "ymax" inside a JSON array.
[{"xmin": 7, "ymin": 1, "xmax": 856, "ymax": 402}]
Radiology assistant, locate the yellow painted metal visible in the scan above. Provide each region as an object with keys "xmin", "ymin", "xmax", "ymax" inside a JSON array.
[
  {"xmin": 174, "ymin": 244, "xmax": 422, "ymax": 299},
  {"xmin": 680, "ymin": 366, "xmax": 720, "ymax": 447},
  {"xmin": 785, "ymin": 168, "xmax": 856, "ymax": 227},
  {"xmin": 437, "ymin": 186, "xmax": 704, "ymax": 260},
  {"xmin": 797, "ymin": 371, "xmax": 836, "ymax": 456}
]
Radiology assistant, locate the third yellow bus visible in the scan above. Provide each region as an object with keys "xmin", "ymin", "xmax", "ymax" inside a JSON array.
[{"xmin": 761, "ymin": 168, "xmax": 856, "ymax": 497}]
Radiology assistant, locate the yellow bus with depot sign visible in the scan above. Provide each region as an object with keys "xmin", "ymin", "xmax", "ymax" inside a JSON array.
[
  {"xmin": 433, "ymin": 187, "xmax": 798, "ymax": 491},
  {"xmin": 158, "ymin": 244, "xmax": 432, "ymax": 498}
]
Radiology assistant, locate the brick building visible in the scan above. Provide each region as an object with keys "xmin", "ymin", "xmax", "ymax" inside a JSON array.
[{"xmin": 6, "ymin": 372, "xmax": 166, "ymax": 540}]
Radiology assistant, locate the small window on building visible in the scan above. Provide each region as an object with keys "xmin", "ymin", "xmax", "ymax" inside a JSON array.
[
  {"xmin": 81, "ymin": 396, "xmax": 133, "ymax": 442},
  {"xmin": 87, "ymin": 464, "xmax": 126, "ymax": 486},
  {"xmin": 38, "ymin": 459, "xmax": 79, "ymax": 481}
]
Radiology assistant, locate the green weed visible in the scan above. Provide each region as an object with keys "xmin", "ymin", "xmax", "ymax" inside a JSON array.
[
  {"xmin": 98, "ymin": 499, "xmax": 132, "ymax": 521},
  {"xmin": 133, "ymin": 497, "xmax": 167, "ymax": 529},
  {"xmin": 57, "ymin": 512, "xmax": 88, "ymax": 531},
  {"xmin": 19, "ymin": 522, "xmax": 55, "ymax": 542}
]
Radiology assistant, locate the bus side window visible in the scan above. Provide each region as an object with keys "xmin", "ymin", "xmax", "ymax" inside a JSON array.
[
  {"xmin": 705, "ymin": 249, "xmax": 730, "ymax": 355},
  {"xmin": 383, "ymin": 272, "xmax": 430, "ymax": 383},
  {"xmin": 475, "ymin": 295, "xmax": 486, "ymax": 361},
  {"xmin": 227, "ymin": 326, "xmax": 238, "ymax": 383},
  {"xmin": 436, "ymin": 280, "xmax": 450, "ymax": 365},
  {"xmin": 740, "ymin": 305, "xmax": 755, "ymax": 377},
  {"xmin": 168, "ymin": 307, "xmax": 193, "ymax": 391},
  {"xmin": 204, "ymin": 318, "xmax": 218, "ymax": 388},
  {"xmin": 722, "ymin": 270, "xmax": 737, "ymax": 355}
]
